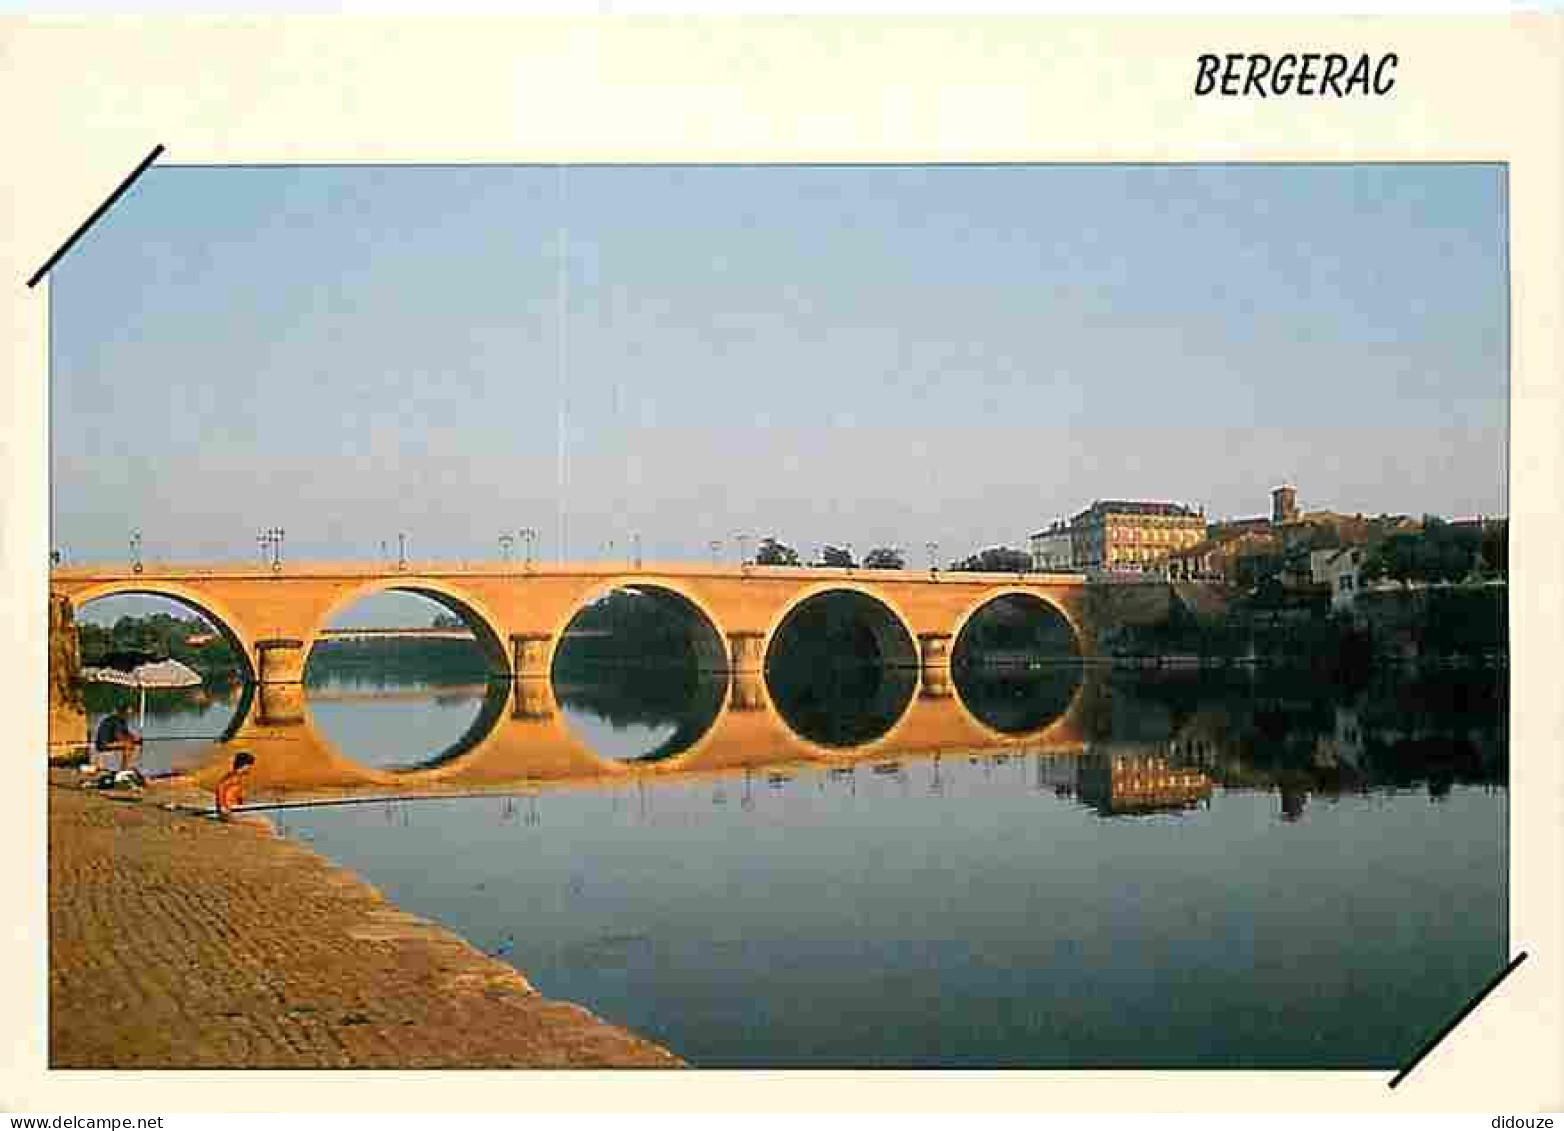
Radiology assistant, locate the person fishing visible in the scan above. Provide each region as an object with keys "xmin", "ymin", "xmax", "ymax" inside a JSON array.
[
  {"xmin": 215, "ymin": 751, "xmax": 256, "ymax": 820},
  {"xmin": 93, "ymin": 704, "xmax": 142, "ymax": 772}
]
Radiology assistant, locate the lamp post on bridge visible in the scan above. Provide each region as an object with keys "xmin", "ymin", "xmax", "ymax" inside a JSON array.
[
  {"xmin": 709, "ymin": 540, "xmax": 721, "ymax": 568},
  {"xmin": 499, "ymin": 533, "xmax": 514, "ymax": 564},
  {"xmin": 397, "ymin": 532, "xmax": 407, "ymax": 571},
  {"xmin": 257, "ymin": 527, "xmax": 284, "ymax": 572},
  {"xmin": 130, "ymin": 529, "xmax": 143, "ymax": 575},
  {"xmin": 926, "ymin": 540, "xmax": 940, "ymax": 578},
  {"xmin": 519, "ymin": 528, "xmax": 537, "ymax": 571},
  {"xmin": 632, "ymin": 532, "xmax": 642, "ymax": 569},
  {"xmin": 735, "ymin": 533, "xmax": 751, "ymax": 574}
]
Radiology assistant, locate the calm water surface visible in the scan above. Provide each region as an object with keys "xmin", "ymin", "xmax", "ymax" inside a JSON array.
[{"xmin": 119, "ymin": 663, "xmax": 1508, "ymax": 1068}]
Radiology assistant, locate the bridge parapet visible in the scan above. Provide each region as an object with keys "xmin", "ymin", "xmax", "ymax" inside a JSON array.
[{"xmin": 50, "ymin": 560, "xmax": 1099, "ymax": 682}]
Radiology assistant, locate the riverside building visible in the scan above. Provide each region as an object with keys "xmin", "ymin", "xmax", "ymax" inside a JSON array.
[{"xmin": 1069, "ymin": 500, "xmax": 1207, "ymax": 573}]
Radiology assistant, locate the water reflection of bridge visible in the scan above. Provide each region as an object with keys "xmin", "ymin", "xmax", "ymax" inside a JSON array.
[{"xmin": 180, "ymin": 665, "xmax": 1100, "ymax": 796}]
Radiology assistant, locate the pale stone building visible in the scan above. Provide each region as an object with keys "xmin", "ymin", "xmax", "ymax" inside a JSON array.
[
  {"xmin": 1069, "ymin": 500, "xmax": 1207, "ymax": 573},
  {"xmin": 1028, "ymin": 520, "xmax": 1075, "ymax": 571},
  {"xmin": 1310, "ymin": 546, "xmax": 1365, "ymax": 610}
]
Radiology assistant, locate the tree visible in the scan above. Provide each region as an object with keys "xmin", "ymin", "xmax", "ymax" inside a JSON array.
[
  {"xmin": 1480, "ymin": 521, "xmax": 1508, "ymax": 576},
  {"xmin": 863, "ymin": 546, "xmax": 906, "ymax": 570},
  {"xmin": 430, "ymin": 612, "xmax": 464, "ymax": 629},
  {"xmin": 951, "ymin": 546, "xmax": 1031, "ymax": 573},
  {"xmin": 755, "ymin": 537, "xmax": 801, "ymax": 566},
  {"xmin": 1362, "ymin": 520, "xmax": 1484, "ymax": 588},
  {"xmin": 1362, "ymin": 533, "xmax": 1420, "ymax": 588},
  {"xmin": 818, "ymin": 544, "xmax": 856, "ymax": 568}
]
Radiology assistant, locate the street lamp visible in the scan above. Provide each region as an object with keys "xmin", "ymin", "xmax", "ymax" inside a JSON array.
[
  {"xmin": 130, "ymin": 529, "xmax": 143, "ymax": 575},
  {"xmin": 845, "ymin": 542, "xmax": 855, "ymax": 574},
  {"xmin": 709, "ymin": 540, "xmax": 722, "ymax": 568},
  {"xmin": 926, "ymin": 540, "xmax": 940, "ymax": 576},
  {"xmin": 519, "ymin": 527, "xmax": 538, "ymax": 569},
  {"xmin": 632, "ymin": 532, "xmax": 642, "ymax": 569},
  {"xmin": 257, "ymin": 527, "xmax": 284, "ymax": 571},
  {"xmin": 397, "ymin": 532, "xmax": 407, "ymax": 571},
  {"xmin": 735, "ymin": 533, "xmax": 751, "ymax": 571}
]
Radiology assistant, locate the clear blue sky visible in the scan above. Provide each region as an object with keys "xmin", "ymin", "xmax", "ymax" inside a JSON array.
[{"xmin": 53, "ymin": 163, "xmax": 1508, "ymax": 573}]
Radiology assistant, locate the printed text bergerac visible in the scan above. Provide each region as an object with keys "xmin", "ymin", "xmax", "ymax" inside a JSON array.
[{"xmin": 1195, "ymin": 53, "xmax": 1397, "ymax": 97}]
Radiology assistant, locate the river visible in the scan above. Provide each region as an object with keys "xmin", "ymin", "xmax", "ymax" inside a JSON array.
[{"xmin": 90, "ymin": 662, "xmax": 1507, "ymax": 1068}]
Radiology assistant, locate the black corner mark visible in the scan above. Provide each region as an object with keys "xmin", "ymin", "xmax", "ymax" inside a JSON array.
[
  {"xmin": 25, "ymin": 143, "xmax": 165, "ymax": 289},
  {"xmin": 1389, "ymin": 950, "xmax": 1530, "ymax": 1090}
]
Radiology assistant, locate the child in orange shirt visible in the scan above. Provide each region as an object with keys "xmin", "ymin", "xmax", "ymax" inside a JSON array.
[{"xmin": 215, "ymin": 751, "xmax": 256, "ymax": 819}]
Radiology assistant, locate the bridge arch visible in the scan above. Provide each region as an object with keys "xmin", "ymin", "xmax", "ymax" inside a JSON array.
[
  {"xmin": 948, "ymin": 587, "xmax": 1084, "ymax": 667},
  {"xmin": 306, "ymin": 577, "xmax": 512, "ymax": 677},
  {"xmin": 546, "ymin": 577, "xmax": 731, "ymax": 675},
  {"xmin": 58, "ymin": 581, "xmax": 260, "ymax": 683},
  {"xmin": 762, "ymin": 584, "xmax": 921, "ymax": 750},
  {"xmin": 761, "ymin": 581, "xmax": 921, "ymax": 670}
]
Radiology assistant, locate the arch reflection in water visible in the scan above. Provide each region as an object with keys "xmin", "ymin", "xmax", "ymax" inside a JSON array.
[
  {"xmin": 304, "ymin": 679, "xmax": 513, "ymax": 772},
  {"xmin": 552, "ymin": 586, "xmax": 731, "ymax": 762},
  {"xmin": 765, "ymin": 590, "xmax": 919, "ymax": 748},
  {"xmin": 952, "ymin": 663, "xmax": 1084, "ymax": 737},
  {"xmin": 302, "ymin": 589, "xmax": 509, "ymax": 771},
  {"xmin": 953, "ymin": 592, "xmax": 1081, "ymax": 668},
  {"xmin": 554, "ymin": 668, "xmax": 729, "ymax": 764}
]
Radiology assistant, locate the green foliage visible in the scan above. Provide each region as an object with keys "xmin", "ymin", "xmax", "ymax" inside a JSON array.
[
  {"xmin": 555, "ymin": 590, "xmax": 704, "ymax": 668},
  {"xmin": 755, "ymin": 537, "xmax": 801, "ymax": 566},
  {"xmin": 1362, "ymin": 519, "xmax": 1483, "ymax": 587},
  {"xmin": 863, "ymin": 546, "xmax": 905, "ymax": 570},
  {"xmin": 951, "ymin": 546, "xmax": 1031, "ymax": 573},
  {"xmin": 819, "ymin": 545, "xmax": 856, "ymax": 568},
  {"xmin": 78, "ymin": 613, "xmax": 242, "ymax": 684},
  {"xmin": 306, "ymin": 637, "xmax": 489, "ymax": 685},
  {"xmin": 1480, "ymin": 521, "xmax": 1508, "ymax": 576}
]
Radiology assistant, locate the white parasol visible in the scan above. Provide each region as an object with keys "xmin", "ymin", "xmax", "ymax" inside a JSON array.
[{"xmin": 81, "ymin": 655, "xmax": 204, "ymax": 730}]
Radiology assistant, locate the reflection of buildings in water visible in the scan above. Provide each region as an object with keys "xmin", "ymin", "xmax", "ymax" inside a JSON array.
[
  {"xmin": 1278, "ymin": 784, "xmax": 1308, "ymax": 822},
  {"xmin": 1313, "ymin": 706, "xmax": 1364, "ymax": 771},
  {"xmin": 1033, "ymin": 752, "xmax": 1077, "ymax": 796},
  {"xmin": 1076, "ymin": 752, "xmax": 1212, "ymax": 817}
]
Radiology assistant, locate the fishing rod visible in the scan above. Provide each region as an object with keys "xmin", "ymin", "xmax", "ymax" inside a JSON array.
[{"xmin": 234, "ymin": 789, "xmax": 541, "ymax": 815}]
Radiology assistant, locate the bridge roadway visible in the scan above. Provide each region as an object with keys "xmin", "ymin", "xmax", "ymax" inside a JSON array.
[
  {"xmin": 49, "ymin": 560, "xmax": 1096, "ymax": 687},
  {"xmin": 169, "ymin": 666, "xmax": 1099, "ymax": 796}
]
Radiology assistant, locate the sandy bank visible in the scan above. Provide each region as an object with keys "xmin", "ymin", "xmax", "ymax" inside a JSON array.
[{"xmin": 48, "ymin": 775, "xmax": 683, "ymax": 1068}]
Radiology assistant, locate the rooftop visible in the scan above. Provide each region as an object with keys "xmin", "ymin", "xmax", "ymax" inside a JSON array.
[{"xmin": 1082, "ymin": 500, "xmax": 1202, "ymax": 518}]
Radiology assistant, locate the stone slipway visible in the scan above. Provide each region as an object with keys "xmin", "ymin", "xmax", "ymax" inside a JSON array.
[{"xmin": 48, "ymin": 776, "xmax": 683, "ymax": 1069}]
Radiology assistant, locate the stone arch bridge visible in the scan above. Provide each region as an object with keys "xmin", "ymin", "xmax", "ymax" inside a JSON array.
[{"xmin": 49, "ymin": 560, "xmax": 1098, "ymax": 686}]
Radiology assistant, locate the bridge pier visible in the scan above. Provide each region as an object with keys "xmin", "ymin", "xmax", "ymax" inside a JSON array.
[
  {"xmin": 513, "ymin": 678, "xmax": 556, "ymax": 720},
  {"xmin": 727, "ymin": 631, "xmax": 766, "ymax": 675},
  {"xmin": 258, "ymin": 682, "xmax": 306, "ymax": 726},
  {"xmin": 729, "ymin": 670, "xmax": 767, "ymax": 712},
  {"xmin": 918, "ymin": 633, "xmax": 954, "ymax": 698},
  {"xmin": 256, "ymin": 638, "xmax": 306, "ymax": 685},
  {"xmin": 511, "ymin": 633, "xmax": 552, "ymax": 680}
]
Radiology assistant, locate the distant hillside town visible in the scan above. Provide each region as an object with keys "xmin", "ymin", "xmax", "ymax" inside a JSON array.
[{"xmin": 1029, "ymin": 484, "xmax": 1507, "ymax": 612}]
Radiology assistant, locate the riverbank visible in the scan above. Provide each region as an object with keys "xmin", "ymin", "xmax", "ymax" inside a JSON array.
[{"xmin": 47, "ymin": 772, "xmax": 683, "ymax": 1068}]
